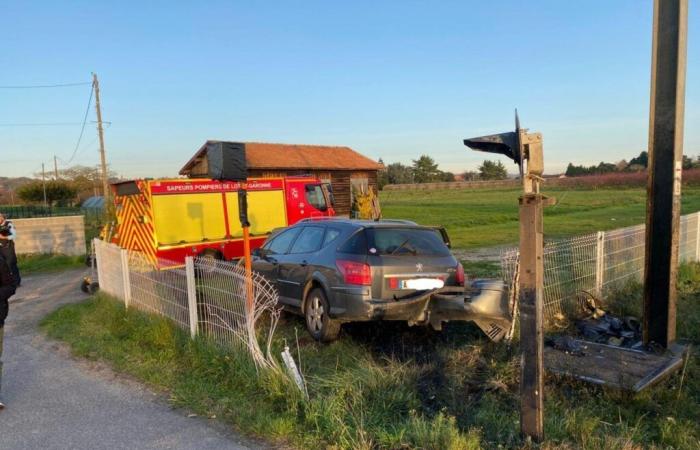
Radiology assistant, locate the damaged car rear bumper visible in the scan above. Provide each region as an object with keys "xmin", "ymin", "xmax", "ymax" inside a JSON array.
[{"xmin": 333, "ymin": 280, "xmax": 513, "ymax": 341}]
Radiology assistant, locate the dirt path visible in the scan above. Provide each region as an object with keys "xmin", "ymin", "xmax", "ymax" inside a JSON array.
[{"xmin": 0, "ymin": 269, "xmax": 258, "ymax": 450}]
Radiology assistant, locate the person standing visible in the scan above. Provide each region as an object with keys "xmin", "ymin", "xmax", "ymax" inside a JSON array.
[
  {"xmin": 0, "ymin": 252, "xmax": 17, "ymax": 410},
  {"xmin": 0, "ymin": 214, "xmax": 20, "ymax": 287}
]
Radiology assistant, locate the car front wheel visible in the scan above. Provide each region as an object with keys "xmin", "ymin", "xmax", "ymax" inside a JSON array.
[{"xmin": 305, "ymin": 288, "xmax": 341, "ymax": 342}]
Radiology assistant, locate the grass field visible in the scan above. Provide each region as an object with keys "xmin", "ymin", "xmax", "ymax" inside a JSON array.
[
  {"xmin": 17, "ymin": 253, "xmax": 85, "ymax": 275},
  {"xmin": 42, "ymin": 265, "xmax": 700, "ymax": 449},
  {"xmin": 380, "ymin": 186, "xmax": 700, "ymax": 250}
]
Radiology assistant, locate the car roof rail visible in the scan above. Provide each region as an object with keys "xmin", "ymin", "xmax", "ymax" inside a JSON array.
[
  {"xmin": 376, "ymin": 219, "xmax": 418, "ymax": 225},
  {"xmin": 298, "ymin": 217, "xmax": 347, "ymax": 223}
]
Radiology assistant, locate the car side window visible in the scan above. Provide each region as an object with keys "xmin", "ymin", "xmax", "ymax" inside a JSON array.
[
  {"xmin": 265, "ymin": 228, "xmax": 301, "ymax": 255},
  {"xmin": 338, "ymin": 229, "xmax": 367, "ymax": 254},
  {"xmin": 322, "ymin": 227, "xmax": 341, "ymax": 247},
  {"xmin": 289, "ymin": 226, "xmax": 325, "ymax": 254}
]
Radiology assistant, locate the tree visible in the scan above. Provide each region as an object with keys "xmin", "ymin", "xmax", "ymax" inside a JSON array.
[
  {"xmin": 682, "ymin": 155, "xmax": 699, "ymax": 170},
  {"xmin": 411, "ymin": 155, "xmax": 440, "ymax": 183},
  {"xmin": 377, "ymin": 158, "xmax": 389, "ymax": 190},
  {"xmin": 629, "ymin": 151, "xmax": 648, "ymax": 168},
  {"xmin": 438, "ymin": 171, "xmax": 455, "ymax": 182},
  {"xmin": 461, "ymin": 171, "xmax": 479, "ymax": 181},
  {"xmin": 386, "ymin": 163, "xmax": 413, "ymax": 185},
  {"xmin": 17, "ymin": 180, "xmax": 77, "ymax": 206},
  {"xmin": 479, "ymin": 160, "xmax": 508, "ymax": 180}
]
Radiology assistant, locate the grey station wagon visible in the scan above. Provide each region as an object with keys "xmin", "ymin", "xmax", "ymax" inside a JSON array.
[{"xmin": 252, "ymin": 218, "xmax": 467, "ymax": 341}]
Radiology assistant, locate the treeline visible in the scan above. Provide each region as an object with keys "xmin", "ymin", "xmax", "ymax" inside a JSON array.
[
  {"xmin": 2, "ymin": 165, "xmax": 118, "ymax": 206},
  {"xmin": 565, "ymin": 151, "xmax": 700, "ymax": 177},
  {"xmin": 378, "ymin": 155, "xmax": 509, "ymax": 189}
]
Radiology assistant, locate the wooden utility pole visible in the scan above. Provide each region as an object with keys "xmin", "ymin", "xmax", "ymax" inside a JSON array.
[
  {"xmin": 643, "ymin": 0, "xmax": 687, "ymax": 348},
  {"xmin": 53, "ymin": 155, "xmax": 59, "ymax": 179},
  {"xmin": 93, "ymin": 73, "xmax": 109, "ymax": 201},
  {"xmin": 464, "ymin": 115, "xmax": 546, "ymax": 442},
  {"xmin": 41, "ymin": 163, "xmax": 48, "ymax": 207}
]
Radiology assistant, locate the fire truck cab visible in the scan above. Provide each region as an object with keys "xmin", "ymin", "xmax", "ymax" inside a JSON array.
[{"xmin": 112, "ymin": 177, "xmax": 335, "ymax": 266}]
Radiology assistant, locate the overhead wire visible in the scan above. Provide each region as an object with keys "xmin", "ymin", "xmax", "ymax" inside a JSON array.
[
  {"xmin": 65, "ymin": 81, "xmax": 95, "ymax": 164},
  {"xmin": 0, "ymin": 81, "xmax": 92, "ymax": 89},
  {"xmin": 0, "ymin": 122, "xmax": 84, "ymax": 127}
]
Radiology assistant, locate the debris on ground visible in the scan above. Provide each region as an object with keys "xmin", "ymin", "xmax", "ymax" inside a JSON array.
[
  {"xmin": 546, "ymin": 295, "xmax": 643, "ymax": 354},
  {"xmin": 575, "ymin": 297, "xmax": 642, "ymax": 348},
  {"xmin": 546, "ymin": 335, "xmax": 586, "ymax": 356}
]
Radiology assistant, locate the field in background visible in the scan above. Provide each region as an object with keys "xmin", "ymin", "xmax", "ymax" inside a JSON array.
[{"xmin": 380, "ymin": 186, "xmax": 700, "ymax": 250}]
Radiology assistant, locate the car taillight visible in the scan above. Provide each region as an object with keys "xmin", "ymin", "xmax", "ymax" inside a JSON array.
[
  {"xmin": 456, "ymin": 263, "xmax": 465, "ymax": 286},
  {"xmin": 336, "ymin": 260, "xmax": 372, "ymax": 286}
]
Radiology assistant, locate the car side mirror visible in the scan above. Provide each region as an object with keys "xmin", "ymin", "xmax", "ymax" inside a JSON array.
[{"xmin": 252, "ymin": 247, "xmax": 262, "ymax": 258}]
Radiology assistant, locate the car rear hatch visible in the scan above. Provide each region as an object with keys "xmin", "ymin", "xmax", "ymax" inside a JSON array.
[{"xmin": 364, "ymin": 226, "xmax": 461, "ymax": 300}]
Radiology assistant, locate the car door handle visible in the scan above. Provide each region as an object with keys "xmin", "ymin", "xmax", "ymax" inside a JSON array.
[{"xmin": 300, "ymin": 260, "xmax": 308, "ymax": 267}]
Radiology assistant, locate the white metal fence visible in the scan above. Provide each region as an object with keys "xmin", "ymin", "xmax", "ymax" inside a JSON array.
[
  {"xmin": 92, "ymin": 239, "xmax": 282, "ymax": 370},
  {"xmin": 501, "ymin": 211, "xmax": 700, "ymax": 319}
]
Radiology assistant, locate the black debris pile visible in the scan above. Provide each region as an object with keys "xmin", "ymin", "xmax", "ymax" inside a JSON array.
[
  {"xmin": 575, "ymin": 298, "xmax": 642, "ymax": 349},
  {"xmin": 546, "ymin": 335, "xmax": 586, "ymax": 356}
]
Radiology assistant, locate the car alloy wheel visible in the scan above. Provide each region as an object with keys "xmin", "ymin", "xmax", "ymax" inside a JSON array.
[{"xmin": 305, "ymin": 288, "xmax": 341, "ymax": 342}]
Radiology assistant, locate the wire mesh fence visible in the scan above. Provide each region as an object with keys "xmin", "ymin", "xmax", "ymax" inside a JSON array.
[
  {"xmin": 94, "ymin": 238, "xmax": 126, "ymax": 300},
  {"xmin": 127, "ymin": 251, "xmax": 191, "ymax": 331},
  {"xmin": 501, "ymin": 211, "xmax": 700, "ymax": 319},
  {"xmin": 195, "ymin": 258, "xmax": 281, "ymax": 368},
  {"xmin": 92, "ymin": 239, "xmax": 282, "ymax": 371}
]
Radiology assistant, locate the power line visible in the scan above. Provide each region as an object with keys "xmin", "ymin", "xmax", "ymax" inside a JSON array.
[
  {"xmin": 66, "ymin": 82, "xmax": 95, "ymax": 164},
  {"xmin": 0, "ymin": 81, "xmax": 92, "ymax": 89},
  {"xmin": 0, "ymin": 122, "xmax": 84, "ymax": 127}
]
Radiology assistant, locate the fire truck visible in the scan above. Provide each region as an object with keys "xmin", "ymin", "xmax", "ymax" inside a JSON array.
[{"xmin": 110, "ymin": 177, "xmax": 335, "ymax": 266}]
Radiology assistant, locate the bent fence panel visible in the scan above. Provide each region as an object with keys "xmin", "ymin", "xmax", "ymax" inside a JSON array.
[{"xmin": 194, "ymin": 258, "xmax": 281, "ymax": 366}]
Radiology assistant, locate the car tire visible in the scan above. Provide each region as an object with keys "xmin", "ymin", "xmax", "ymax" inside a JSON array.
[{"xmin": 305, "ymin": 288, "xmax": 341, "ymax": 342}]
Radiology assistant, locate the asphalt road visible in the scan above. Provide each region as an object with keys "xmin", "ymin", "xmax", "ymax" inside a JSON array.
[{"xmin": 0, "ymin": 268, "xmax": 257, "ymax": 450}]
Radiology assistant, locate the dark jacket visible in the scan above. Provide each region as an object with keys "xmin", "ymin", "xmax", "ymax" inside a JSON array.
[{"xmin": 0, "ymin": 254, "xmax": 15, "ymax": 327}]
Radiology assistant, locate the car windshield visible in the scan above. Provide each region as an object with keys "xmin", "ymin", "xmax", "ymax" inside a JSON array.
[{"xmin": 367, "ymin": 228, "xmax": 450, "ymax": 257}]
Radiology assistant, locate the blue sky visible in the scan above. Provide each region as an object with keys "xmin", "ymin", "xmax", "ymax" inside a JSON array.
[{"xmin": 1, "ymin": 1, "xmax": 698, "ymax": 178}]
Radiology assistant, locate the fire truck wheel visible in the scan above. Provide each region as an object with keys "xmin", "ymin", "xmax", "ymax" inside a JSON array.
[
  {"xmin": 196, "ymin": 250, "xmax": 222, "ymax": 275},
  {"xmin": 88, "ymin": 282, "xmax": 100, "ymax": 295},
  {"xmin": 305, "ymin": 288, "xmax": 341, "ymax": 342}
]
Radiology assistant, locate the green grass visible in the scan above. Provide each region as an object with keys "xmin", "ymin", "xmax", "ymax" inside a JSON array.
[
  {"xmin": 42, "ymin": 265, "xmax": 700, "ymax": 449},
  {"xmin": 18, "ymin": 253, "xmax": 85, "ymax": 275},
  {"xmin": 380, "ymin": 186, "xmax": 700, "ymax": 250}
]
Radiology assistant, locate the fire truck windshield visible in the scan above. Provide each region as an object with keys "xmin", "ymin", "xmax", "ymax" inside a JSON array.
[{"xmin": 305, "ymin": 184, "xmax": 327, "ymax": 211}]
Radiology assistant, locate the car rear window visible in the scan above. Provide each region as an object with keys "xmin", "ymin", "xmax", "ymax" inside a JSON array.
[{"xmin": 367, "ymin": 228, "xmax": 451, "ymax": 256}]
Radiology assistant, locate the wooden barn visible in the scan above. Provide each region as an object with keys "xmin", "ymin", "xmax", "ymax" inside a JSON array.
[{"xmin": 179, "ymin": 141, "xmax": 383, "ymax": 216}]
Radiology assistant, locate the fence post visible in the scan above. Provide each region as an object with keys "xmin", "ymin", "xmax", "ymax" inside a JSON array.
[
  {"xmin": 595, "ymin": 231, "xmax": 605, "ymax": 296},
  {"xmin": 185, "ymin": 256, "xmax": 198, "ymax": 338},
  {"xmin": 695, "ymin": 212, "xmax": 700, "ymax": 262},
  {"xmin": 120, "ymin": 249, "xmax": 131, "ymax": 308},
  {"xmin": 94, "ymin": 238, "xmax": 104, "ymax": 289}
]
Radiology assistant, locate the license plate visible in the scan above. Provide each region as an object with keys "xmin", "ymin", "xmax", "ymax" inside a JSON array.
[{"xmin": 402, "ymin": 278, "xmax": 445, "ymax": 290}]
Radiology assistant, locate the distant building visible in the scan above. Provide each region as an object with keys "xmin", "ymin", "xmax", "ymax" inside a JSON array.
[{"xmin": 179, "ymin": 141, "xmax": 384, "ymax": 216}]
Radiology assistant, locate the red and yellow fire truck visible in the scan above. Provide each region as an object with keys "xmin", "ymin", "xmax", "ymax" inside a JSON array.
[{"xmin": 111, "ymin": 177, "xmax": 335, "ymax": 266}]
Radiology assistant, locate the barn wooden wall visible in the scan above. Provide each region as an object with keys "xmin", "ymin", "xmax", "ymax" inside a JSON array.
[{"xmin": 248, "ymin": 169, "xmax": 378, "ymax": 217}]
